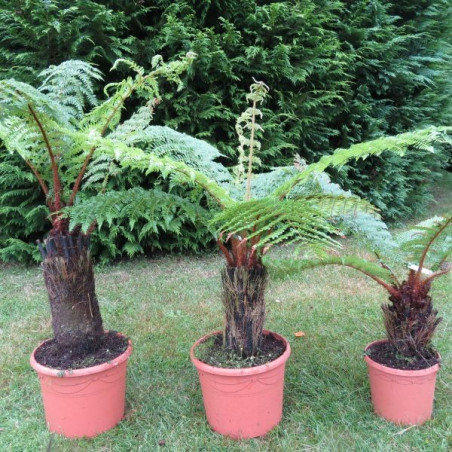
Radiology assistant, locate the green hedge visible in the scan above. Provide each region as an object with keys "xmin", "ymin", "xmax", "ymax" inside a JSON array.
[{"xmin": 0, "ymin": 0, "xmax": 450, "ymax": 261}]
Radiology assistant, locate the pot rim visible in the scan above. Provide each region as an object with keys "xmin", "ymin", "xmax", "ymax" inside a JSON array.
[
  {"xmin": 190, "ymin": 329, "xmax": 291, "ymax": 376},
  {"xmin": 364, "ymin": 339, "xmax": 440, "ymax": 377},
  {"xmin": 30, "ymin": 332, "xmax": 132, "ymax": 378}
]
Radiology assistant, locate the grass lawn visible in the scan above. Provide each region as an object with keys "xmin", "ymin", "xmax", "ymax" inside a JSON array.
[{"xmin": 1, "ymin": 174, "xmax": 451, "ymax": 451}]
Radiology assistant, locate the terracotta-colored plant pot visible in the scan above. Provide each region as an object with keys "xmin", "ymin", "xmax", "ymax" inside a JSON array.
[
  {"xmin": 30, "ymin": 335, "xmax": 132, "ymax": 438},
  {"xmin": 364, "ymin": 339, "xmax": 440, "ymax": 425},
  {"xmin": 190, "ymin": 330, "xmax": 291, "ymax": 439}
]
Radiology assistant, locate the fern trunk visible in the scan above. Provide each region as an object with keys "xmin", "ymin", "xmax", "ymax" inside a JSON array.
[
  {"xmin": 42, "ymin": 234, "xmax": 104, "ymax": 354},
  {"xmin": 221, "ymin": 265, "xmax": 267, "ymax": 358},
  {"xmin": 383, "ymin": 272, "xmax": 441, "ymax": 358}
]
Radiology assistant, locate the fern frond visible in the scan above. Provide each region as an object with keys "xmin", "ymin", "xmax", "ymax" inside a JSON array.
[
  {"xmin": 304, "ymin": 193, "xmax": 378, "ymax": 218},
  {"xmin": 39, "ymin": 60, "xmax": 103, "ymax": 119},
  {"xmin": 66, "ymin": 187, "xmax": 209, "ymax": 234},
  {"xmin": 267, "ymin": 255, "xmax": 396, "ymax": 286},
  {"xmin": 115, "ymin": 144, "xmax": 234, "ymax": 209},
  {"xmin": 111, "ymin": 121, "xmax": 232, "ymax": 185},
  {"xmin": 397, "ymin": 215, "xmax": 452, "ymax": 270},
  {"xmin": 211, "ymin": 197, "xmax": 340, "ymax": 255},
  {"xmin": 273, "ymin": 126, "xmax": 452, "ymax": 199}
]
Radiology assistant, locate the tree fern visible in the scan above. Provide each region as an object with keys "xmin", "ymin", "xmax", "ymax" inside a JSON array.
[
  {"xmin": 109, "ymin": 123, "xmax": 449, "ymax": 264},
  {"xmin": 267, "ymin": 206, "xmax": 450, "ymax": 361}
]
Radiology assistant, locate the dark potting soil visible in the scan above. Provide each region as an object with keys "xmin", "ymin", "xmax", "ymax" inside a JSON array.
[
  {"xmin": 367, "ymin": 341, "xmax": 440, "ymax": 371},
  {"xmin": 195, "ymin": 332, "xmax": 286, "ymax": 369},
  {"xmin": 34, "ymin": 331, "xmax": 129, "ymax": 370}
]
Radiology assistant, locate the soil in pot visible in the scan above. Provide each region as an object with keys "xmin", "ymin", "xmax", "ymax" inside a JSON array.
[
  {"xmin": 366, "ymin": 341, "xmax": 439, "ymax": 371},
  {"xmin": 195, "ymin": 331, "xmax": 286, "ymax": 368},
  {"xmin": 34, "ymin": 331, "xmax": 129, "ymax": 369}
]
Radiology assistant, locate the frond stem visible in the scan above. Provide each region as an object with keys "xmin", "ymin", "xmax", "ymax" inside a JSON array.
[
  {"xmin": 217, "ymin": 237, "xmax": 235, "ymax": 267},
  {"xmin": 24, "ymin": 159, "xmax": 52, "ymax": 208},
  {"xmin": 68, "ymin": 86, "xmax": 134, "ymax": 206},
  {"xmin": 422, "ymin": 267, "xmax": 451, "ymax": 287},
  {"xmin": 27, "ymin": 104, "xmax": 62, "ymax": 211},
  {"xmin": 415, "ymin": 216, "xmax": 451, "ymax": 290}
]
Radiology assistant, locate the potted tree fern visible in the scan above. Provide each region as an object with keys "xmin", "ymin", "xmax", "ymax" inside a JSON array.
[
  {"xmin": 278, "ymin": 215, "xmax": 451, "ymax": 425},
  {"xmin": 0, "ymin": 54, "xmax": 195, "ymax": 437}
]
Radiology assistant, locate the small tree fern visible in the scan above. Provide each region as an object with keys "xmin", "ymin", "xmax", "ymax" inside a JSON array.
[{"xmin": 272, "ymin": 215, "xmax": 451, "ymax": 363}]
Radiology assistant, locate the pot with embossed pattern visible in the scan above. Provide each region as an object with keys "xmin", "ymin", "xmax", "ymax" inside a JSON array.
[{"xmin": 190, "ymin": 330, "xmax": 291, "ymax": 439}]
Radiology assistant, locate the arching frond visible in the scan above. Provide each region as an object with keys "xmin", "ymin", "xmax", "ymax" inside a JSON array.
[
  {"xmin": 397, "ymin": 215, "xmax": 452, "ymax": 270},
  {"xmin": 267, "ymin": 255, "xmax": 395, "ymax": 285},
  {"xmin": 273, "ymin": 126, "xmax": 452, "ymax": 199},
  {"xmin": 211, "ymin": 197, "xmax": 341, "ymax": 256}
]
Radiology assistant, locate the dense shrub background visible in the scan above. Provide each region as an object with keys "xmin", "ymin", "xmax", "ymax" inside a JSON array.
[{"xmin": 0, "ymin": 0, "xmax": 450, "ymax": 261}]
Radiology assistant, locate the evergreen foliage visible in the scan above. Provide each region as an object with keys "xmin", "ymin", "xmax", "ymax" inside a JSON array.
[
  {"xmin": 1, "ymin": 0, "xmax": 451, "ymax": 260},
  {"xmin": 0, "ymin": 0, "xmax": 135, "ymax": 83},
  {"xmin": 0, "ymin": 152, "xmax": 47, "ymax": 262}
]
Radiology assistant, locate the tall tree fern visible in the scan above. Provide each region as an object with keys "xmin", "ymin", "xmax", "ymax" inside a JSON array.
[{"xmin": 0, "ymin": 54, "xmax": 200, "ymax": 357}]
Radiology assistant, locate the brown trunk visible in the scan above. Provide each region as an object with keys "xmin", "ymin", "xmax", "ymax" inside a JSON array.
[
  {"xmin": 221, "ymin": 265, "xmax": 267, "ymax": 358},
  {"xmin": 41, "ymin": 234, "xmax": 103, "ymax": 355},
  {"xmin": 383, "ymin": 278, "xmax": 441, "ymax": 358}
]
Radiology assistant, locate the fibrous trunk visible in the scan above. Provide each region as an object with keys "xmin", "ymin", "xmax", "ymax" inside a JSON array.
[
  {"xmin": 383, "ymin": 276, "xmax": 441, "ymax": 358},
  {"xmin": 221, "ymin": 265, "xmax": 267, "ymax": 358},
  {"xmin": 41, "ymin": 233, "xmax": 103, "ymax": 355}
]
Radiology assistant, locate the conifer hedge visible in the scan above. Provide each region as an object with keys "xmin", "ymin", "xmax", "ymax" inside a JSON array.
[{"xmin": 0, "ymin": 0, "xmax": 450, "ymax": 261}]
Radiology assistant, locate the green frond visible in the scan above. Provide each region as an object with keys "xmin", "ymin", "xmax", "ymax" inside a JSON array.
[
  {"xmin": 66, "ymin": 187, "xmax": 209, "ymax": 235},
  {"xmin": 111, "ymin": 121, "xmax": 232, "ymax": 186},
  {"xmin": 304, "ymin": 193, "xmax": 378, "ymax": 218},
  {"xmin": 81, "ymin": 53, "xmax": 196, "ymax": 134},
  {"xmin": 211, "ymin": 197, "xmax": 340, "ymax": 254},
  {"xmin": 39, "ymin": 60, "xmax": 103, "ymax": 119},
  {"xmin": 397, "ymin": 215, "xmax": 452, "ymax": 270},
  {"xmin": 0, "ymin": 78, "xmax": 71, "ymax": 126},
  {"xmin": 267, "ymin": 255, "xmax": 395, "ymax": 285},
  {"xmin": 273, "ymin": 126, "xmax": 452, "ymax": 199},
  {"xmin": 116, "ymin": 145, "xmax": 235, "ymax": 209}
]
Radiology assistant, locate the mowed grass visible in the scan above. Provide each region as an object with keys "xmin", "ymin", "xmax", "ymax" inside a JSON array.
[{"xmin": 0, "ymin": 174, "xmax": 451, "ymax": 451}]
